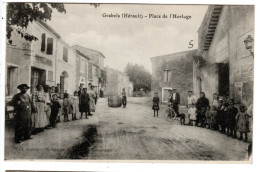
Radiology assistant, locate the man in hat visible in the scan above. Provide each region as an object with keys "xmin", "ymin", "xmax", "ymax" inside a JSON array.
[
  {"xmin": 171, "ymin": 88, "xmax": 180, "ymax": 116},
  {"xmin": 122, "ymin": 88, "xmax": 127, "ymax": 108},
  {"xmin": 10, "ymin": 84, "xmax": 36, "ymax": 143}
]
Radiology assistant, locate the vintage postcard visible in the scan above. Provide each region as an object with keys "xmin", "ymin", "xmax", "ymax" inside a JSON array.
[{"xmin": 3, "ymin": 3, "xmax": 254, "ymax": 162}]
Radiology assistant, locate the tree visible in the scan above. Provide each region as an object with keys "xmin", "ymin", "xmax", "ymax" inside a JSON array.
[
  {"xmin": 6, "ymin": 3, "xmax": 66, "ymax": 44},
  {"xmin": 124, "ymin": 63, "xmax": 152, "ymax": 92}
]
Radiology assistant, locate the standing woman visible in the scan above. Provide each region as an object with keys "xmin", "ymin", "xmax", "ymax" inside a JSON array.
[
  {"xmin": 44, "ymin": 85, "xmax": 52, "ymax": 128},
  {"xmin": 32, "ymin": 84, "xmax": 47, "ymax": 133},
  {"xmin": 80, "ymin": 88, "xmax": 90, "ymax": 119},
  {"xmin": 88, "ymin": 85, "xmax": 96, "ymax": 114},
  {"xmin": 10, "ymin": 84, "xmax": 36, "ymax": 143},
  {"xmin": 196, "ymin": 92, "xmax": 210, "ymax": 125}
]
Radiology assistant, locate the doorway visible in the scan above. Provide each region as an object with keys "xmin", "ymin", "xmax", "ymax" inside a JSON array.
[
  {"xmin": 6, "ymin": 66, "xmax": 18, "ymax": 95},
  {"xmin": 218, "ymin": 63, "xmax": 229, "ymax": 97},
  {"xmin": 60, "ymin": 71, "xmax": 69, "ymax": 93},
  {"xmin": 31, "ymin": 67, "xmax": 46, "ymax": 93}
]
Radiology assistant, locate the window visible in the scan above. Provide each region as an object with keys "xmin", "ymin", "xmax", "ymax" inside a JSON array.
[
  {"xmin": 63, "ymin": 47, "xmax": 68, "ymax": 62},
  {"xmin": 41, "ymin": 33, "xmax": 46, "ymax": 52},
  {"xmin": 80, "ymin": 57, "xmax": 85, "ymax": 73},
  {"xmin": 164, "ymin": 69, "xmax": 171, "ymax": 82},
  {"xmin": 48, "ymin": 71, "xmax": 53, "ymax": 81},
  {"xmin": 46, "ymin": 38, "xmax": 53, "ymax": 55},
  {"xmin": 88, "ymin": 64, "xmax": 92, "ymax": 80}
]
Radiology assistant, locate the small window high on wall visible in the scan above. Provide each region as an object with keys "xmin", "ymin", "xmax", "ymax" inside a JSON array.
[
  {"xmin": 164, "ymin": 69, "xmax": 171, "ymax": 82},
  {"xmin": 63, "ymin": 47, "xmax": 68, "ymax": 62},
  {"xmin": 41, "ymin": 33, "xmax": 46, "ymax": 52},
  {"xmin": 46, "ymin": 38, "xmax": 53, "ymax": 55}
]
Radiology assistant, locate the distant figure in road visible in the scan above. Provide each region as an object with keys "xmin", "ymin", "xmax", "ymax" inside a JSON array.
[
  {"xmin": 49, "ymin": 94, "xmax": 61, "ymax": 128},
  {"xmin": 80, "ymin": 88, "xmax": 90, "ymax": 119},
  {"xmin": 122, "ymin": 88, "xmax": 127, "ymax": 108},
  {"xmin": 94, "ymin": 87, "xmax": 98, "ymax": 105},
  {"xmin": 152, "ymin": 92, "xmax": 160, "ymax": 117},
  {"xmin": 10, "ymin": 84, "xmax": 36, "ymax": 143},
  {"xmin": 100, "ymin": 88, "xmax": 104, "ymax": 98}
]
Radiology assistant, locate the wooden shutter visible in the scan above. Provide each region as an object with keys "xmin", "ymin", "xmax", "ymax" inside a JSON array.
[
  {"xmin": 46, "ymin": 38, "xmax": 53, "ymax": 55},
  {"xmin": 41, "ymin": 33, "xmax": 46, "ymax": 52},
  {"xmin": 63, "ymin": 47, "xmax": 68, "ymax": 62}
]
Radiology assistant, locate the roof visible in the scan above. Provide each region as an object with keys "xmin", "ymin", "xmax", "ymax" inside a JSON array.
[
  {"xmin": 198, "ymin": 5, "xmax": 223, "ymax": 51},
  {"xmin": 37, "ymin": 20, "xmax": 61, "ymax": 38},
  {"xmin": 75, "ymin": 50, "xmax": 90, "ymax": 60},
  {"xmin": 72, "ymin": 45, "xmax": 105, "ymax": 66},
  {"xmin": 150, "ymin": 49, "xmax": 197, "ymax": 61}
]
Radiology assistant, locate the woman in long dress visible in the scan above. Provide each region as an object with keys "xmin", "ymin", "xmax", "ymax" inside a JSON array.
[
  {"xmin": 88, "ymin": 86, "xmax": 96, "ymax": 113},
  {"xmin": 32, "ymin": 84, "xmax": 47, "ymax": 133},
  {"xmin": 10, "ymin": 84, "xmax": 35, "ymax": 143}
]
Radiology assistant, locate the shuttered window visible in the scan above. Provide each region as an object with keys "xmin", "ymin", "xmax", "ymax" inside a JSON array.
[
  {"xmin": 41, "ymin": 33, "xmax": 46, "ymax": 52},
  {"xmin": 46, "ymin": 38, "xmax": 53, "ymax": 55},
  {"xmin": 63, "ymin": 47, "xmax": 68, "ymax": 62}
]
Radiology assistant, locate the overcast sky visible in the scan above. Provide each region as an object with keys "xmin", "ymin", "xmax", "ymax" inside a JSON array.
[{"xmin": 47, "ymin": 4, "xmax": 208, "ymax": 72}]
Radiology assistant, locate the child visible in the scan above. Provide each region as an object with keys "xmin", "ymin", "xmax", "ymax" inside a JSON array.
[
  {"xmin": 205, "ymin": 106, "xmax": 211, "ymax": 129},
  {"xmin": 152, "ymin": 92, "xmax": 160, "ymax": 117},
  {"xmin": 236, "ymin": 105, "xmax": 250, "ymax": 142},
  {"xmin": 210, "ymin": 105, "xmax": 218, "ymax": 130},
  {"xmin": 225, "ymin": 99, "xmax": 238, "ymax": 138},
  {"xmin": 63, "ymin": 93, "xmax": 72, "ymax": 122},
  {"xmin": 188, "ymin": 103, "xmax": 197, "ymax": 126},
  {"xmin": 71, "ymin": 91, "xmax": 80, "ymax": 120},
  {"xmin": 49, "ymin": 94, "xmax": 61, "ymax": 128}
]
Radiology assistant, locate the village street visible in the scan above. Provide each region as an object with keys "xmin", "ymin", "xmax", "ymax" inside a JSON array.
[{"xmin": 5, "ymin": 98, "xmax": 249, "ymax": 160}]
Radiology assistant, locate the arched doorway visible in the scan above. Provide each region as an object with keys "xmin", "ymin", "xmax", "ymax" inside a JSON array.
[{"xmin": 60, "ymin": 71, "xmax": 69, "ymax": 93}]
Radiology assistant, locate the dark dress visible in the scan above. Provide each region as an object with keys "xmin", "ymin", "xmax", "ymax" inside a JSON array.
[
  {"xmin": 80, "ymin": 92, "xmax": 90, "ymax": 113},
  {"xmin": 10, "ymin": 93, "xmax": 34, "ymax": 141},
  {"xmin": 152, "ymin": 97, "xmax": 160, "ymax": 110},
  {"xmin": 50, "ymin": 100, "xmax": 61, "ymax": 127},
  {"xmin": 225, "ymin": 106, "xmax": 238, "ymax": 130},
  {"xmin": 196, "ymin": 97, "xmax": 209, "ymax": 110}
]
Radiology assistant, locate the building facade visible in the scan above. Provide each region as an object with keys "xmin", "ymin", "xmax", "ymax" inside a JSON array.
[
  {"xmin": 75, "ymin": 50, "xmax": 90, "ymax": 89},
  {"xmin": 151, "ymin": 50, "xmax": 195, "ymax": 104},
  {"xmin": 104, "ymin": 67, "xmax": 133, "ymax": 97},
  {"xmin": 6, "ymin": 20, "xmax": 60, "ymax": 95},
  {"xmin": 73, "ymin": 45, "xmax": 106, "ymax": 94},
  {"xmin": 194, "ymin": 5, "xmax": 254, "ymax": 105}
]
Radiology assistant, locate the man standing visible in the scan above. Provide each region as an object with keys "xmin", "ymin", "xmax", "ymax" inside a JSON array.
[
  {"xmin": 10, "ymin": 84, "xmax": 36, "ymax": 143},
  {"xmin": 171, "ymin": 88, "xmax": 180, "ymax": 115},
  {"xmin": 122, "ymin": 88, "xmax": 127, "ymax": 108}
]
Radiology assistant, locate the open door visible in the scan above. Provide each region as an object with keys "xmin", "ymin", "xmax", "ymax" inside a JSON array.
[{"xmin": 218, "ymin": 63, "xmax": 229, "ymax": 97}]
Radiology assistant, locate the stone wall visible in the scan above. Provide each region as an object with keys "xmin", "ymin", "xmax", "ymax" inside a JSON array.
[{"xmin": 151, "ymin": 50, "xmax": 195, "ymax": 105}]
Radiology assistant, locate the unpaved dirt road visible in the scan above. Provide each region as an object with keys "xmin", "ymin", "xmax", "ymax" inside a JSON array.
[{"xmin": 5, "ymin": 98, "xmax": 249, "ymax": 160}]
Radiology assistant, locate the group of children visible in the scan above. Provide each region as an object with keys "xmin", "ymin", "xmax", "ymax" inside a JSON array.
[
  {"xmin": 188, "ymin": 99, "xmax": 250, "ymax": 142},
  {"xmin": 48, "ymin": 90, "xmax": 89, "ymax": 128},
  {"xmin": 152, "ymin": 92, "xmax": 251, "ymax": 142}
]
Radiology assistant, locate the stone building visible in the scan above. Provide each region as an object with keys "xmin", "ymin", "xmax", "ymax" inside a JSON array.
[
  {"xmin": 104, "ymin": 67, "xmax": 133, "ymax": 97},
  {"xmin": 193, "ymin": 5, "xmax": 254, "ymax": 105},
  {"xmin": 6, "ymin": 20, "xmax": 60, "ymax": 95},
  {"xmin": 73, "ymin": 45, "xmax": 105, "ymax": 94},
  {"xmin": 75, "ymin": 50, "xmax": 90, "ymax": 89},
  {"xmin": 151, "ymin": 50, "xmax": 195, "ymax": 104}
]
